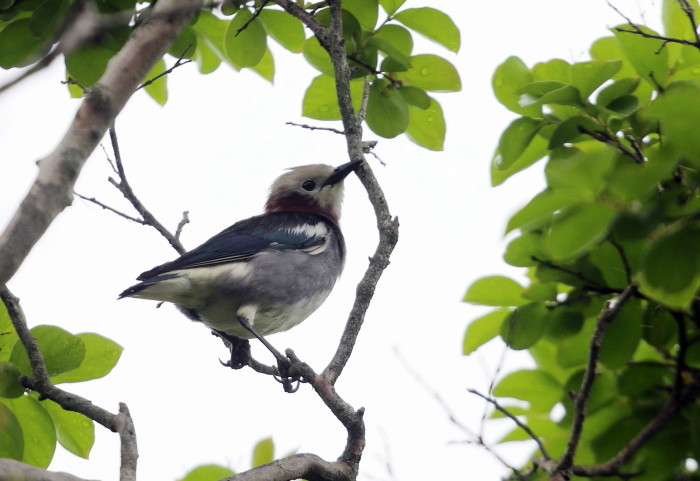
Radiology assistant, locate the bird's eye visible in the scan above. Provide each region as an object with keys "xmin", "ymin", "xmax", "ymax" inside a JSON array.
[{"xmin": 301, "ymin": 180, "xmax": 317, "ymax": 192}]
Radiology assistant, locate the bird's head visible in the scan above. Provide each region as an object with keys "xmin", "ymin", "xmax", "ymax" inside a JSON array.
[{"xmin": 265, "ymin": 160, "xmax": 362, "ymax": 222}]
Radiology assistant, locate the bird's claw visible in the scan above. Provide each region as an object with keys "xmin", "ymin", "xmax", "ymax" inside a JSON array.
[{"xmin": 273, "ymin": 357, "xmax": 301, "ymax": 393}]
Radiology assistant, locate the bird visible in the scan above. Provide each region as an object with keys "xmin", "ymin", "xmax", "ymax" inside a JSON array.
[{"xmin": 119, "ymin": 160, "xmax": 361, "ymax": 387}]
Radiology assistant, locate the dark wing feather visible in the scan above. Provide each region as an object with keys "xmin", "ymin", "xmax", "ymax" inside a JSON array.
[{"xmin": 137, "ymin": 212, "xmax": 328, "ymax": 280}]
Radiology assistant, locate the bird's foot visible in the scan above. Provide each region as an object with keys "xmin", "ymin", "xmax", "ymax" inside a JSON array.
[
  {"xmin": 273, "ymin": 357, "xmax": 300, "ymax": 393},
  {"xmin": 212, "ymin": 330, "xmax": 251, "ymax": 370}
]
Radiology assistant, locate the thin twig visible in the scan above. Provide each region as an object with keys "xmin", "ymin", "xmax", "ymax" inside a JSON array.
[
  {"xmin": 468, "ymin": 389, "xmax": 551, "ymax": 460},
  {"xmin": 107, "ymin": 126, "xmax": 187, "ymax": 255},
  {"xmin": 74, "ymin": 192, "xmax": 146, "ymax": 224},
  {"xmin": 235, "ymin": 1, "xmax": 270, "ymax": 36},
  {"xmin": 174, "ymin": 211, "xmax": 190, "ymax": 241},
  {"xmin": 137, "ymin": 46, "xmax": 193, "ymax": 91},
  {"xmin": 285, "ymin": 121, "xmax": 345, "ymax": 135},
  {"xmin": 577, "ymin": 126, "xmax": 645, "ymax": 164}
]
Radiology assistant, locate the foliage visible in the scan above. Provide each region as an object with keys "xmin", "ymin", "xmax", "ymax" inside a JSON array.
[
  {"xmin": 0, "ymin": 299, "xmax": 122, "ymax": 466},
  {"xmin": 0, "ymin": 0, "xmax": 460, "ymax": 150},
  {"xmin": 464, "ymin": 1, "xmax": 700, "ymax": 479}
]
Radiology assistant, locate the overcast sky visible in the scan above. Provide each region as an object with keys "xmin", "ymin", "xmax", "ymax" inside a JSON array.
[{"xmin": 1, "ymin": 1, "xmax": 662, "ymax": 480}]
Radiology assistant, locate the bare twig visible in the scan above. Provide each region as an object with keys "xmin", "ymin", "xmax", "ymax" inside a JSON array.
[
  {"xmin": 174, "ymin": 210, "xmax": 191, "ymax": 241},
  {"xmin": 577, "ymin": 126, "xmax": 645, "ymax": 164},
  {"xmin": 235, "ymin": 0, "xmax": 270, "ymax": 36},
  {"xmin": 74, "ymin": 192, "xmax": 146, "ymax": 224},
  {"xmin": 107, "ymin": 126, "xmax": 187, "ymax": 255},
  {"xmin": 468, "ymin": 389, "xmax": 551, "ymax": 460},
  {"xmin": 137, "ymin": 46, "xmax": 193, "ymax": 91},
  {"xmin": 555, "ymin": 284, "xmax": 638, "ymax": 473},
  {"xmin": 285, "ymin": 121, "xmax": 345, "ymax": 135}
]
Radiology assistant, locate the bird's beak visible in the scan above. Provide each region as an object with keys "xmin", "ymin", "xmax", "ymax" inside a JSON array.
[{"xmin": 322, "ymin": 159, "xmax": 363, "ymax": 187}]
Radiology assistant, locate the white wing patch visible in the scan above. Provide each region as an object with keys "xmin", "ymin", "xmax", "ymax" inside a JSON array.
[{"xmin": 288, "ymin": 223, "xmax": 330, "ymax": 255}]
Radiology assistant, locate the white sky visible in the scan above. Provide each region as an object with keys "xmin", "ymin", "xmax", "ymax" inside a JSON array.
[{"xmin": 0, "ymin": 1, "xmax": 662, "ymax": 480}]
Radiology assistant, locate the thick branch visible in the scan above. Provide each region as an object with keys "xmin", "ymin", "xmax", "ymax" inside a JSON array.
[
  {"xmin": 0, "ymin": 459, "xmax": 94, "ymax": 481},
  {"xmin": 225, "ymin": 453, "xmax": 354, "ymax": 481},
  {"xmin": 555, "ymin": 284, "xmax": 637, "ymax": 472},
  {"xmin": 0, "ymin": 0, "xmax": 201, "ymax": 285}
]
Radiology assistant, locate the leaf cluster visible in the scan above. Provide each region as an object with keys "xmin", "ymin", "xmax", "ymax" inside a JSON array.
[
  {"xmin": 0, "ymin": 0, "xmax": 461, "ymax": 150},
  {"xmin": 0, "ymin": 299, "xmax": 123, "ymax": 468},
  {"xmin": 464, "ymin": 1, "xmax": 700, "ymax": 478}
]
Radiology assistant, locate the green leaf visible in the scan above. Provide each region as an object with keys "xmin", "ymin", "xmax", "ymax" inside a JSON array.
[
  {"xmin": 65, "ymin": 45, "xmax": 115, "ymax": 87},
  {"xmin": 365, "ymin": 78, "xmax": 409, "ymax": 138},
  {"xmin": 191, "ymin": 11, "xmax": 228, "ymax": 61},
  {"xmin": 399, "ymin": 85, "xmax": 430, "ymax": 109},
  {"xmin": 613, "ymin": 24, "xmax": 669, "ymax": 88},
  {"xmin": 491, "ymin": 132, "xmax": 549, "ymax": 186},
  {"xmin": 251, "ymin": 47, "xmax": 274, "ymax": 82},
  {"xmin": 50, "ymin": 333, "xmax": 123, "ymax": 384},
  {"xmin": 302, "ymin": 75, "xmax": 364, "ymax": 121},
  {"xmin": 374, "ymin": 24, "xmax": 413, "ymax": 57},
  {"xmin": 595, "ymin": 78, "xmax": 640, "ymax": 108},
  {"xmin": 405, "ymin": 97, "xmax": 445, "ymax": 150},
  {"xmin": 0, "ymin": 19, "xmax": 44, "ymax": 68},
  {"xmin": 557, "ymin": 318, "xmax": 596, "ymax": 368},
  {"xmin": 4, "ymin": 396, "xmax": 55, "ymax": 467},
  {"xmin": 193, "ymin": 32, "xmax": 222, "ymax": 74},
  {"xmin": 252, "ymin": 437, "xmax": 274, "ymax": 467},
  {"xmin": 379, "ymin": 0, "xmax": 406, "ymax": 15},
  {"xmin": 506, "ymin": 188, "xmax": 587, "ymax": 233},
  {"xmin": 663, "ymin": 0, "xmax": 700, "ymax": 40},
  {"xmin": 639, "ymin": 226, "xmax": 700, "ymax": 309},
  {"xmin": 547, "ymin": 115, "xmax": 600, "ymax": 149},
  {"xmin": 224, "ymin": 9, "xmax": 267, "ymax": 69},
  {"xmin": 463, "ymin": 309, "xmax": 510, "ymax": 355},
  {"xmin": 29, "ymin": 0, "xmax": 69, "ymax": 38},
  {"xmin": 42, "ymin": 398, "xmax": 94, "ymax": 458},
  {"xmin": 545, "ymin": 146, "xmax": 614, "ymax": 194},
  {"xmin": 542, "ymin": 203, "xmax": 617, "ymax": 260},
  {"xmin": 495, "ymin": 117, "xmax": 544, "ymax": 170},
  {"xmin": 647, "ymin": 80, "xmax": 700, "ymax": 163},
  {"xmin": 570, "ymin": 60, "xmax": 622, "ymax": 98},
  {"xmin": 463, "ymin": 276, "xmax": 527, "ymax": 307},
  {"xmin": 590, "ymin": 36, "xmax": 638, "ymax": 79},
  {"xmin": 492, "ymin": 56, "xmax": 540, "ymax": 116},
  {"xmin": 0, "ymin": 401, "xmax": 22, "ymax": 460},
  {"xmin": 142, "ymin": 58, "xmax": 168, "ymax": 106},
  {"xmin": 10, "ymin": 325, "xmax": 85, "ymax": 378},
  {"xmin": 0, "ymin": 362, "xmax": 23, "ymax": 398},
  {"xmin": 493, "ymin": 369, "xmax": 561, "ymax": 412},
  {"xmin": 599, "ymin": 298, "xmax": 642, "ymax": 369},
  {"xmin": 545, "ymin": 309, "xmax": 584, "ymax": 340},
  {"xmin": 394, "ymin": 7, "xmax": 460, "ymax": 52},
  {"xmin": 399, "ymin": 54, "xmax": 461, "ymax": 92},
  {"xmin": 500, "ymin": 302, "xmax": 549, "ymax": 350},
  {"xmin": 258, "ymin": 9, "xmax": 305, "ymax": 53},
  {"xmin": 642, "ymin": 304, "xmax": 676, "ymax": 347},
  {"xmin": 517, "ymin": 81, "xmax": 581, "ymax": 108},
  {"xmin": 168, "ymin": 27, "xmax": 197, "ymax": 59},
  {"xmin": 178, "ymin": 464, "xmax": 235, "ymax": 481},
  {"xmin": 368, "ymin": 37, "xmax": 410, "ymax": 71},
  {"xmin": 588, "ymin": 242, "xmax": 628, "ymax": 289},
  {"xmin": 532, "ymin": 58, "xmax": 571, "ymax": 83},
  {"xmin": 503, "ymin": 232, "xmax": 541, "ymax": 267},
  {"xmin": 0, "ymin": 300, "xmax": 18, "ymax": 363},
  {"xmin": 302, "ymin": 36, "xmax": 334, "ymax": 76},
  {"xmin": 342, "ymin": 0, "xmax": 378, "ymax": 30}
]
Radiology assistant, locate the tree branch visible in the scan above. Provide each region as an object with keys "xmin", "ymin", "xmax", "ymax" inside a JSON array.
[
  {"xmin": 555, "ymin": 284, "xmax": 638, "ymax": 473},
  {"xmin": 224, "ymin": 453, "xmax": 354, "ymax": 481},
  {"xmin": 0, "ymin": 459, "xmax": 95, "ymax": 481},
  {"xmin": 0, "ymin": 0, "xmax": 201, "ymax": 285}
]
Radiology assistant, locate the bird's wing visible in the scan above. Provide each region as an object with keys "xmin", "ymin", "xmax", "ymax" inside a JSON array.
[{"xmin": 136, "ymin": 212, "xmax": 328, "ymax": 280}]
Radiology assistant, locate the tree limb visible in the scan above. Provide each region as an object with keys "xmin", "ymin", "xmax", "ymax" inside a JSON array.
[
  {"xmin": 223, "ymin": 453, "xmax": 354, "ymax": 481},
  {"xmin": 0, "ymin": 0, "xmax": 201, "ymax": 285},
  {"xmin": 0, "ymin": 459, "xmax": 96, "ymax": 481},
  {"xmin": 554, "ymin": 284, "xmax": 638, "ymax": 474}
]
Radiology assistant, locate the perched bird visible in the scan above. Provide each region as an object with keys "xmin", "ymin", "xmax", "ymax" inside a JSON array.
[{"xmin": 119, "ymin": 160, "xmax": 360, "ymax": 384}]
